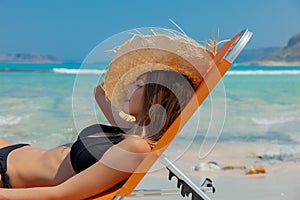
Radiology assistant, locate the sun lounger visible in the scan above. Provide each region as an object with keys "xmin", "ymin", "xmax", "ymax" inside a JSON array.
[{"xmin": 89, "ymin": 29, "xmax": 253, "ymax": 200}]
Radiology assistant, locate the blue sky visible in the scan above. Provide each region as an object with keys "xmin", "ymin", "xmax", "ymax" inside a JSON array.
[{"xmin": 1, "ymin": 0, "xmax": 299, "ymax": 61}]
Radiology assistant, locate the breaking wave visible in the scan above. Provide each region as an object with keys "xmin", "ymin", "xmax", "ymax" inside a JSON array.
[{"xmin": 53, "ymin": 68, "xmax": 106, "ymax": 75}]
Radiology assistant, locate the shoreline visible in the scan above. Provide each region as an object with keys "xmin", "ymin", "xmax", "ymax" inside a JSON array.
[{"xmin": 1, "ymin": 62, "xmax": 300, "ymax": 67}]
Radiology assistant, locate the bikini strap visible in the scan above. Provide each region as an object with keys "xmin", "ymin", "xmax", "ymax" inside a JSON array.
[{"xmin": 78, "ymin": 124, "xmax": 130, "ymax": 138}]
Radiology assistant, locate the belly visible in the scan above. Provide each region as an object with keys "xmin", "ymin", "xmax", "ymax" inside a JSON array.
[{"xmin": 7, "ymin": 145, "xmax": 76, "ymax": 188}]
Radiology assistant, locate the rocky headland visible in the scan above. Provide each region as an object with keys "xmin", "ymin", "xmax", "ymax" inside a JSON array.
[
  {"xmin": 0, "ymin": 53, "xmax": 61, "ymax": 64},
  {"xmin": 242, "ymin": 32, "xmax": 300, "ymax": 66}
]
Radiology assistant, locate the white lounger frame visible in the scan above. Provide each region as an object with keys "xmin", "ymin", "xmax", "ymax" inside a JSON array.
[{"xmin": 113, "ymin": 154, "xmax": 215, "ymax": 200}]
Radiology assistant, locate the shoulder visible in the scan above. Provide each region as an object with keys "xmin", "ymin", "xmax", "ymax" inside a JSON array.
[
  {"xmin": 100, "ymin": 136, "xmax": 151, "ymax": 173},
  {"xmin": 117, "ymin": 136, "xmax": 151, "ymax": 154}
]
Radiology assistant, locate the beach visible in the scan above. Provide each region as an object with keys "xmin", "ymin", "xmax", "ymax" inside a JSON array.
[
  {"xmin": 130, "ymin": 164, "xmax": 300, "ymax": 200},
  {"xmin": 0, "ymin": 63, "xmax": 300, "ymax": 199},
  {"xmin": 124, "ymin": 141, "xmax": 300, "ymax": 200}
]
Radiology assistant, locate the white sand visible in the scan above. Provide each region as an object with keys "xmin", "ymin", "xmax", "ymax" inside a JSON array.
[{"xmin": 125, "ymin": 141, "xmax": 300, "ymax": 200}]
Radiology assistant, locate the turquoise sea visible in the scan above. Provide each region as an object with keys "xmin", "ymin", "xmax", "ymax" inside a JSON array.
[{"xmin": 0, "ymin": 63, "xmax": 300, "ymax": 162}]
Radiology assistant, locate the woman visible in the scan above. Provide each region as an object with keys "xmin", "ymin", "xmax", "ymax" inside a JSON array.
[{"xmin": 0, "ymin": 32, "xmax": 212, "ymax": 199}]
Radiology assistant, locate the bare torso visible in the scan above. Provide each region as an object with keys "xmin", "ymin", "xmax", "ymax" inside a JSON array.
[{"xmin": 1, "ymin": 139, "xmax": 76, "ymax": 188}]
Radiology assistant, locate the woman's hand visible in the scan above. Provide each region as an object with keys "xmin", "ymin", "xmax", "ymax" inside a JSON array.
[{"xmin": 94, "ymin": 82, "xmax": 106, "ymax": 96}]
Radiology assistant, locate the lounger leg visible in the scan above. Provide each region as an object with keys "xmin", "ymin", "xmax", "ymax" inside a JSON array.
[
  {"xmin": 113, "ymin": 196, "xmax": 125, "ymax": 200},
  {"xmin": 160, "ymin": 155, "xmax": 214, "ymax": 200},
  {"xmin": 113, "ymin": 155, "xmax": 215, "ymax": 199}
]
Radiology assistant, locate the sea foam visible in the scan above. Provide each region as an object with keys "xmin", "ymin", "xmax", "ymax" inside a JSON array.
[
  {"xmin": 251, "ymin": 117, "xmax": 299, "ymax": 125},
  {"xmin": 53, "ymin": 68, "xmax": 106, "ymax": 75},
  {"xmin": 0, "ymin": 115, "xmax": 29, "ymax": 126}
]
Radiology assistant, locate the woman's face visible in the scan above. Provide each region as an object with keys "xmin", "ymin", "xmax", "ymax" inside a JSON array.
[{"xmin": 123, "ymin": 74, "xmax": 146, "ymax": 121}]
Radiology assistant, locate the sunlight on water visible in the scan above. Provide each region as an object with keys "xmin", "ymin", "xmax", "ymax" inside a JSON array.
[{"xmin": 0, "ymin": 64, "xmax": 300, "ymax": 156}]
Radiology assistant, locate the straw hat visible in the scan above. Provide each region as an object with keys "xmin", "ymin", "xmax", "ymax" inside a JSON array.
[{"xmin": 103, "ymin": 33, "xmax": 215, "ymax": 109}]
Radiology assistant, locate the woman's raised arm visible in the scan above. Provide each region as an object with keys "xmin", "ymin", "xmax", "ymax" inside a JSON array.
[{"xmin": 94, "ymin": 83, "xmax": 133, "ymax": 128}]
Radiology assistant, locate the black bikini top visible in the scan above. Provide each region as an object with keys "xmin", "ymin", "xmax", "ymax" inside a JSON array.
[{"xmin": 70, "ymin": 124, "xmax": 128, "ymax": 174}]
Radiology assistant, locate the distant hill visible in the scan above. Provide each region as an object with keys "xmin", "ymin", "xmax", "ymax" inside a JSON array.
[
  {"xmin": 0, "ymin": 53, "xmax": 61, "ymax": 64},
  {"xmin": 235, "ymin": 47, "xmax": 280, "ymax": 64},
  {"xmin": 1, "ymin": 33, "xmax": 300, "ymax": 66},
  {"xmin": 242, "ymin": 32, "xmax": 300, "ymax": 66}
]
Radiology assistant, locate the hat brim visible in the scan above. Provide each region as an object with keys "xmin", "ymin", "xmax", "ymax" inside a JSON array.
[{"xmin": 103, "ymin": 34, "xmax": 215, "ymax": 109}]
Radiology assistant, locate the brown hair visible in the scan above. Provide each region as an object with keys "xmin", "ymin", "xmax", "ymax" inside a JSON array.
[{"xmin": 139, "ymin": 70, "xmax": 194, "ymax": 146}]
